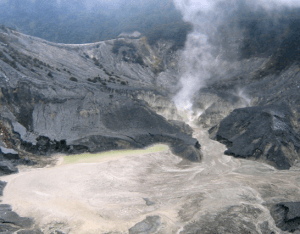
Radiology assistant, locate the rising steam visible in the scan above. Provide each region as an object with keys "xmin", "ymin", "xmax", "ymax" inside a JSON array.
[{"xmin": 172, "ymin": 0, "xmax": 300, "ymax": 110}]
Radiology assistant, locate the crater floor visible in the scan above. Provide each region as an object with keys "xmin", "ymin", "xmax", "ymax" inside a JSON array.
[{"xmin": 1, "ymin": 124, "xmax": 299, "ymax": 233}]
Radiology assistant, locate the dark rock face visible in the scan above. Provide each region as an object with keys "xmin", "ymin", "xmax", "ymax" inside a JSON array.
[
  {"xmin": 0, "ymin": 26, "xmax": 204, "ymax": 234},
  {"xmin": 129, "ymin": 216, "xmax": 161, "ymax": 234},
  {"xmin": 0, "ymin": 181, "xmax": 6, "ymax": 196},
  {"xmin": 190, "ymin": 20, "xmax": 300, "ymax": 169},
  {"xmin": 0, "ymin": 26, "xmax": 201, "ymax": 166},
  {"xmin": 270, "ymin": 202, "xmax": 300, "ymax": 232},
  {"xmin": 210, "ymin": 104, "xmax": 300, "ymax": 169},
  {"xmin": 0, "ymin": 182, "xmax": 44, "ymax": 233},
  {"xmin": 143, "ymin": 198, "xmax": 155, "ymax": 206},
  {"xmin": 0, "ymin": 206, "xmax": 33, "ymax": 228},
  {"xmin": 0, "ymin": 186, "xmax": 37, "ymax": 233},
  {"xmin": 0, "ymin": 161, "xmax": 18, "ymax": 175}
]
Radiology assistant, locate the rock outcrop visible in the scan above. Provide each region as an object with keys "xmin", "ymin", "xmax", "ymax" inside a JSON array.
[
  {"xmin": 0, "ymin": 25, "xmax": 204, "ymax": 234},
  {"xmin": 1, "ymin": 17, "xmax": 300, "ymax": 233},
  {"xmin": 192, "ymin": 44, "xmax": 300, "ymax": 169},
  {"xmin": 210, "ymin": 104, "xmax": 300, "ymax": 169},
  {"xmin": 270, "ymin": 202, "xmax": 300, "ymax": 233},
  {"xmin": 129, "ymin": 216, "xmax": 161, "ymax": 234},
  {"xmin": 0, "ymin": 26, "xmax": 201, "ymax": 166},
  {"xmin": 0, "ymin": 181, "xmax": 43, "ymax": 233}
]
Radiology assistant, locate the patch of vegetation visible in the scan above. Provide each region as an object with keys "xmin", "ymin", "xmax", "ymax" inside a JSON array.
[
  {"xmin": 0, "ymin": 48, "xmax": 55, "ymax": 73},
  {"xmin": 69, "ymin": 77, "xmax": 78, "ymax": 82},
  {"xmin": 135, "ymin": 55, "xmax": 144, "ymax": 66},
  {"xmin": 87, "ymin": 77, "xmax": 101, "ymax": 83},
  {"xmin": 103, "ymin": 68, "xmax": 113, "ymax": 76},
  {"xmin": 92, "ymin": 57, "xmax": 103, "ymax": 68},
  {"xmin": 87, "ymin": 76, "xmax": 106, "ymax": 85},
  {"xmin": 0, "ymin": 33, "xmax": 8, "ymax": 44},
  {"xmin": 0, "ymin": 50, "xmax": 17, "ymax": 69},
  {"xmin": 108, "ymin": 77, "xmax": 115, "ymax": 83},
  {"xmin": 87, "ymin": 74, "xmax": 128, "ymax": 86}
]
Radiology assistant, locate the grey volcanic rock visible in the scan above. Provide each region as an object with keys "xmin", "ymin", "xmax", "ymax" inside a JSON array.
[
  {"xmin": 191, "ymin": 49, "xmax": 300, "ymax": 169},
  {"xmin": 210, "ymin": 104, "xmax": 300, "ymax": 169},
  {"xmin": 0, "ymin": 146, "xmax": 18, "ymax": 159},
  {"xmin": 129, "ymin": 216, "xmax": 161, "ymax": 234},
  {"xmin": 0, "ymin": 25, "xmax": 202, "ymax": 234},
  {"xmin": 0, "ymin": 204, "xmax": 34, "ymax": 233},
  {"xmin": 270, "ymin": 202, "xmax": 300, "ymax": 232},
  {"xmin": 0, "ymin": 161, "xmax": 18, "ymax": 175},
  {"xmin": 0, "ymin": 205, "xmax": 33, "ymax": 230},
  {"xmin": 0, "ymin": 180, "xmax": 6, "ymax": 196},
  {"xmin": 143, "ymin": 198, "xmax": 155, "ymax": 206},
  {"xmin": 0, "ymin": 26, "xmax": 201, "ymax": 163},
  {"xmin": 0, "ymin": 184, "xmax": 36, "ymax": 233}
]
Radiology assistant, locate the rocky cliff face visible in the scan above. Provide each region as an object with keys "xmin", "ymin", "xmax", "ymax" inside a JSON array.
[
  {"xmin": 201, "ymin": 56, "xmax": 300, "ymax": 170},
  {"xmin": 187, "ymin": 46, "xmax": 300, "ymax": 170},
  {"xmin": 0, "ymin": 26, "xmax": 201, "ymax": 171},
  {"xmin": 2, "ymin": 23, "xmax": 300, "ymax": 234},
  {"xmin": 1, "ymin": 22, "xmax": 300, "ymax": 171}
]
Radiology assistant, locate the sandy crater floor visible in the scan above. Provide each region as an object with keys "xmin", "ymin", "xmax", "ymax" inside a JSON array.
[{"xmin": 1, "ymin": 128, "xmax": 300, "ymax": 233}]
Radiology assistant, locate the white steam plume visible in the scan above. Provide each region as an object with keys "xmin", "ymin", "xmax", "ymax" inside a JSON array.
[
  {"xmin": 173, "ymin": 32, "xmax": 217, "ymax": 109},
  {"xmin": 172, "ymin": 0, "xmax": 300, "ymax": 110},
  {"xmin": 172, "ymin": 0, "xmax": 231, "ymax": 109}
]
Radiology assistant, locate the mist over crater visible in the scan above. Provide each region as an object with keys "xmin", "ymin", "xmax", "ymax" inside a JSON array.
[
  {"xmin": 173, "ymin": 0, "xmax": 300, "ymax": 110},
  {"xmin": 0, "ymin": 0, "xmax": 300, "ymax": 233}
]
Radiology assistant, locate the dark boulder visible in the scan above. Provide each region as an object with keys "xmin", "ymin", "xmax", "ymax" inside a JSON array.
[
  {"xmin": 129, "ymin": 216, "xmax": 161, "ymax": 234},
  {"xmin": 0, "ymin": 161, "xmax": 18, "ymax": 175},
  {"xmin": 0, "ymin": 181, "xmax": 7, "ymax": 196},
  {"xmin": 0, "ymin": 204, "xmax": 33, "ymax": 230},
  {"xmin": 210, "ymin": 104, "xmax": 300, "ymax": 169},
  {"xmin": 270, "ymin": 202, "xmax": 300, "ymax": 232},
  {"xmin": 143, "ymin": 198, "xmax": 155, "ymax": 206},
  {"xmin": 0, "ymin": 187, "xmax": 36, "ymax": 233},
  {"xmin": 0, "ymin": 146, "xmax": 19, "ymax": 160}
]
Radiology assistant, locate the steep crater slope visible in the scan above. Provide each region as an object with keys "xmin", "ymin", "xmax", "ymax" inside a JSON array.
[
  {"xmin": 189, "ymin": 14, "xmax": 300, "ymax": 170},
  {"xmin": 0, "ymin": 25, "xmax": 206, "ymax": 234},
  {"xmin": 204, "ymin": 57, "xmax": 300, "ymax": 170},
  {"xmin": 0, "ymin": 26, "xmax": 201, "ymax": 171}
]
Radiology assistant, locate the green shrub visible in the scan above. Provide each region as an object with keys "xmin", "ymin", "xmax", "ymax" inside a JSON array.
[{"xmin": 69, "ymin": 77, "xmax": 78, "ymax": 82}]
